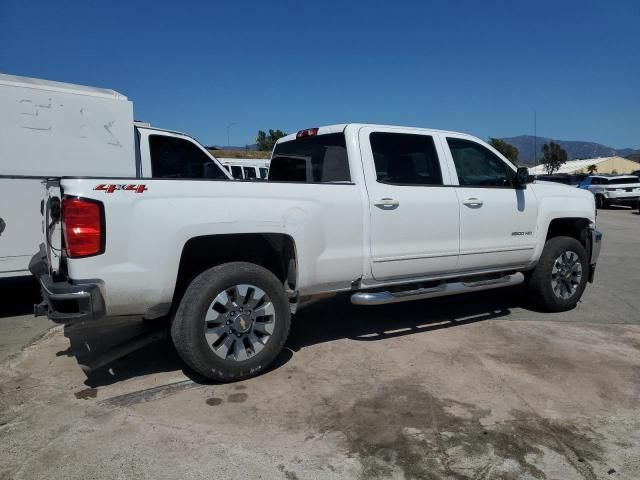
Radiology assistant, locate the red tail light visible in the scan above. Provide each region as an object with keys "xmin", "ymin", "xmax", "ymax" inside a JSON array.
[
  {"xmin": 62, "ymin": 197, "xmax": 105, "ymax": 258},
  {"xmin": 296, "ymin": 128, "xmax": 318, "ymax": 139}
]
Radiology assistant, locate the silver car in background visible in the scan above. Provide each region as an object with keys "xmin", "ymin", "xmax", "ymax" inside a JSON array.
[{"xmin": 578, "ymin": 175, "xmax": 640, "ymax": 209}]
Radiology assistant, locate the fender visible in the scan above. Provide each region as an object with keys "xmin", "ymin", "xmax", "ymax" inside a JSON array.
[{"xmin": 530, "ymin": 185, "xmax": 596, "ymax": 264}]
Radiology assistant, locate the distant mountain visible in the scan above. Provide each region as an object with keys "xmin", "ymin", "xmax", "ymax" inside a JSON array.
[{"xmin": 499, "ymin": 135, "xmax": 640, "ymax": 166}]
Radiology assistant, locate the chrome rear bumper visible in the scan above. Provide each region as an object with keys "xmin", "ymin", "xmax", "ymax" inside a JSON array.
[{"xmin": 29, "ymin": 247, "xmax": 105, "ymax": 324}]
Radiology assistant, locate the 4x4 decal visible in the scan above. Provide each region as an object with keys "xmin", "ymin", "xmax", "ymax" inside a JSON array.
[{"xmin": 94, "ymin": 184, "xmax": 147, "ymax": 194}]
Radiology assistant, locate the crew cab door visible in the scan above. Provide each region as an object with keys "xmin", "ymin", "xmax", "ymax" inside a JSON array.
[
  {"xmin": 359, "ymin": 126, "xmax": 459, "ymax": 281},
  {"xmin": 441, "ymin": 134, "xmax": 538, "ymax": 270}
]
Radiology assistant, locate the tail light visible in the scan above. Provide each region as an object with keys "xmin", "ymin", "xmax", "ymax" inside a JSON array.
[
  {"xmin": 62, "ymin": 197, "xmax": 105, "ymax": 258},
  {"xmin": 296, "ymin": 128, "xmax": 318, "ymax": 139}
]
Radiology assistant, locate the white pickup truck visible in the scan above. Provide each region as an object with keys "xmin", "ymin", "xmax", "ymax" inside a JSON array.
[{"xmin": 31, "ymin": 124, "xmax": 602, "ymax": 381}]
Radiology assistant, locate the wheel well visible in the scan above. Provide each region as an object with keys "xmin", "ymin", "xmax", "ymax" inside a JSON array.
[
  {"xmin": 173, "ymin": 233, "xmax": 297, "ymax": 309},
  {"xmin": 546, "ymin": 218, "xmax": 590, "ymax": 248}
]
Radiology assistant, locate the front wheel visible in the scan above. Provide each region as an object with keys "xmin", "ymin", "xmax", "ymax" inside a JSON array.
[
  {"xmin": 526, "ymin": 236, "xmax": 588, "ymax": 312},
  {"xmin": 171, "ymin": 262, "xmax": 291, "ymax": 382}
]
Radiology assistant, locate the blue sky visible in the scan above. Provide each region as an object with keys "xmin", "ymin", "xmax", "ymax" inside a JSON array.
[{"xmin": 1, "ymin": 0, "xmax": 639, "ymax": 148}]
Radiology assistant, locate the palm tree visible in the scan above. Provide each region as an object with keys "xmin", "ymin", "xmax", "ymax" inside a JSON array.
[{"xmin": 587, "ymin": 164, "xmax": 598, "ymax": 175}]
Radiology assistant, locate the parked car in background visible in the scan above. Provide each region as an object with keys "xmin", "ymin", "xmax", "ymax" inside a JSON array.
[
  {"xmin": 219, "ymin": 159, "xmax": 269, "ymax": 180},
  {"xmin": 578, "ymin": 175, "xmax": 640, "ymax": 209},
  {"xmin": 534, "ymin": 174, "xmax": 583, "ymax": 186},
  {"xmin": 0, "ymin": 74, "xmax": 230, "ymax": 278},
  {"xmin": 33, "ymin": 123, "xmax": 602, "ymax": 381}
]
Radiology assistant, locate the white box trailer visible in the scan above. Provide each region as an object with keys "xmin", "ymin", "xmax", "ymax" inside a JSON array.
[{"xmin": 0, "ymin": 74, "xmax": 230, "ymax": 278}]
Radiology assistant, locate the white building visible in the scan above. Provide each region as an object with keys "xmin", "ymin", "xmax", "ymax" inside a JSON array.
[{"xmin": 528, "ymin": 156, "xmax": 640, "ymax": 175}]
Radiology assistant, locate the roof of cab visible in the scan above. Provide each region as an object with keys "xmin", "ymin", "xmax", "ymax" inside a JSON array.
[
  {"xmin": 0, "ymin": 73, "xmax": 128, "ymax": 100},
  {"xmin": 276, "ymin": 123, "xmax": 475, "ymax": 144}
]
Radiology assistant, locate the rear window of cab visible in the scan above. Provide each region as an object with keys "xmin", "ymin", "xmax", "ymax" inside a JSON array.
[{"xmin": 269, "ymin": 133, "xmax": 350, "ymax": 183}]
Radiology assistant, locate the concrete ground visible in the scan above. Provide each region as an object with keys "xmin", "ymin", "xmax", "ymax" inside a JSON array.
[
  {"xmin": 0, "ymin": 276, "xmax": 53, "ymax": 364},
  {"xmin": 1, "ymin": 208, "xmax": 639, "ymax": 480}
]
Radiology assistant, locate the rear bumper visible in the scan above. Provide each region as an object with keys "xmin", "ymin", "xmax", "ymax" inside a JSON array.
[
  {"xmin": 603, "ymin": 192, "xmax": 640, "ymax": 204},
  {"xmin": 29, "ymin": 249, "xmax": 105, "ymax": 324},
  {"xmin": 588, "ymin": 228, "xmax": 603, "ymax": 283}
]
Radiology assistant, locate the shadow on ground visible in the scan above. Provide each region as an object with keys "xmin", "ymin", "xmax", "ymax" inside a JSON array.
[
  {"xmin": 71, "ymin": 287, "xmax": 525, "ymax": 388},
  {"xmin": 0, "ymin": 276, "xmax": 40, "ymax": 318}
]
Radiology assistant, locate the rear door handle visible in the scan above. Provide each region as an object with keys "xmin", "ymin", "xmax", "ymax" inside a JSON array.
[
  {"xmin": 374, "ymin": 198, "xmax": 400, "ymax": 208},
  {"xmin": 462, "ymin": 197, "xmax": 483, "ymax": 207}
]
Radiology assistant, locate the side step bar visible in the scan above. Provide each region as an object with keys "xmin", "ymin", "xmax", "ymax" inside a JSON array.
[{"xmin": 351, "ymin": 272, "xmax": 524, "ymax": 306}]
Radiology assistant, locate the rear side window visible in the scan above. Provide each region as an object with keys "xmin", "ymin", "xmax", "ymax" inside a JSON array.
[
  {"xmin": 447, "ymin": 138, "xmax": 513, "ymax": 187},
  {"xmin": 609, "ymin": 177, "xmax": 640, "ymax": 184},
  {"xmin": 149, "ymin": 135, "xmax": 227, "ymax": 179},
  {"xmin": 259, "ymin": 168, "xmax": 269, "ymax": 179},
  {"xmin": 370, "ymin": 132, "xmax": 443, "ymax": 186},
  {"xmin": 269, "ymin": 133, "xmax": 350, "ymax": 183}
]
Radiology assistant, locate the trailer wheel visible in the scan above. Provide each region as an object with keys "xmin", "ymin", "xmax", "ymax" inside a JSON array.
[
  {"xmin": 526, "ymin": 236, "xmax": 588, "ymax": 312},
  {"xmin": 171, "ymin": 262, "xmax": 290, "ymax": 382}
]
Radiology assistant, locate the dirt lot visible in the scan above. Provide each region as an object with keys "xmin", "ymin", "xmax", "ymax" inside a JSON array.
[{"xmin": 1, "ymin": 208, "xmax": 639, "ymax": 480}]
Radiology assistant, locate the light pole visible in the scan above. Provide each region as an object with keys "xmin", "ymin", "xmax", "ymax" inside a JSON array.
[
  {"xmin": 533, "ymin": 112, "xmax": 537, "ymax": 166},
  {"xmin": 226, "ymin": 122, "xmax": 236, "ymax": 147}
]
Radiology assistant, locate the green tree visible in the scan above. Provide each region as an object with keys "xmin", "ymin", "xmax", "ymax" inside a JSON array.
[
  {"xmin": 541, "ymin": 141, "xmax": 568, "ymax": 175},
  {"xmin": 255, "ymin": 129, "xmax": 286, "ymax": 151},
  {"xmin": 489, "ymin": 138, "xmax": 519, "ymax": 163},
  {"xmin": 586, "ymin": 164, "xmax": 598, "ymax": 174}
]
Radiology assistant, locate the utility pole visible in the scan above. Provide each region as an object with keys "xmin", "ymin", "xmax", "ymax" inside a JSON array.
[
  {"xmin": 534, "ymin": 112, "xmax": 537, "ymax": 166},
  {"xmin": 226, "ymin": 122, "xmax": 236, "ymax": 147}
]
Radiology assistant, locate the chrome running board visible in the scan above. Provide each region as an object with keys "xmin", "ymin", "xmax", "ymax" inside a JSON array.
[{"xmin": 351, "ymin": 272, "xmax": 524, "ymax": 306}]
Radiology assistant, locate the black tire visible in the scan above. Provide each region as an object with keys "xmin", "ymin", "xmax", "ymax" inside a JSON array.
[
  {"xmin": 526, "ymin": 236, "xmax": 588, "ymax": 312},
  {"xmin": 171, "ymin": 262, "xmax": 291, "ymax": 382},
  {"xmin": 595, "ymin": 195, "xmax": 607, "ymax": 209}
]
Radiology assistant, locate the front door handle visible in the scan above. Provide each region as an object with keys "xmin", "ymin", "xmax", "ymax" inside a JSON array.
[
  {"xmin": 374, "ymin": 198, "xmax": 400, "ymax": 208},
  {"xmin": 462, "ymin": 197, "xmax": 483, "ymax": 207}
]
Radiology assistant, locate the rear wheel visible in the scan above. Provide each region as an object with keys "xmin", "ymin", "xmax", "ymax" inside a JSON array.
[
  {"xmin": 171, "ymin": 262, "xmax": 291, "ymax": 382},
  {"xmin": 526, "ymin": 236, "xmax": 588, "ymax": 312}
]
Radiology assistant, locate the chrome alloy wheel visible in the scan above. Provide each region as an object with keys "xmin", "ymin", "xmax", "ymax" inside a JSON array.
[
  {"xmin": 204, "ymin": 284, "xmax": 275, "ymax": 361},
  {"xmin": 551, "ymin": 251, "xmax": 583, "ymax": 300}
]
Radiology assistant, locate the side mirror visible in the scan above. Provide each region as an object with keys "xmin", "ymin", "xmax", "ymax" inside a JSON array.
[{"xmin": 515, "ymin": 167, "xmax": 533, "ymax": 189}]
